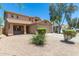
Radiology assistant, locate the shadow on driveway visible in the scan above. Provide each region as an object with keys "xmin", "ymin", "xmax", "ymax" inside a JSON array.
[{"xmin": 60, "ymin": 40, "xmax": 75, "ymax": 44}]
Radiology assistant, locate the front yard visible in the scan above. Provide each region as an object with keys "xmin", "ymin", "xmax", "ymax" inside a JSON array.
[{"xmin": 0, "ymin": 33, "xmax": 79, "ymax": 56}]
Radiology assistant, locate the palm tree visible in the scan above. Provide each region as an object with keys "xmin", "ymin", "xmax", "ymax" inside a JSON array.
[{"xmin": 65, "ymin": 4, "xmax": 78, "ymax": 29}]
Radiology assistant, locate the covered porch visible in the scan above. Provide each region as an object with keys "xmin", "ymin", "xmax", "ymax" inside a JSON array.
[
  {"xmin": 5, "ymin": 19, "xmax": 32, "ymax": 36},
  {"xmin": 8, "ymin": 23, "xmax": 30, "ymax": 36}
]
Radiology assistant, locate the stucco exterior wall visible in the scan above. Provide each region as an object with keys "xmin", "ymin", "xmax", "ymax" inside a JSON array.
[
  {"xmin": 3, "ymin": 12, "xmax": 52, "ymax": 36},
  {"xmin": 29, "ymin": 21, "xmax": 52, "ymax": 34}
]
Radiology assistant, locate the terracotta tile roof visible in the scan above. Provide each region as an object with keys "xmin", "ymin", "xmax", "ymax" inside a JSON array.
[{"xmin": 7, "ymin": 18, "xmax": 32, "ymax": 24}]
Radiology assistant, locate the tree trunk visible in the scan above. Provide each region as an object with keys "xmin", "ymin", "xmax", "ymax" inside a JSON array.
[
  {"xmin": 51, "ymin": 24, "xmax": 53, "ymax": 33},
  {"xmin": 58, "ymin": 25, "xmax": 61, "ymax": 34}
]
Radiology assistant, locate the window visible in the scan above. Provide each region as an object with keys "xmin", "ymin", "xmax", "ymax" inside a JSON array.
[
  {"xmin": 11, "ymin": 14, "xmax": 19, "ymax": 19},
  {"xmin": 35, "ymin": 19, "xmax": 38, "ymax": 21}
]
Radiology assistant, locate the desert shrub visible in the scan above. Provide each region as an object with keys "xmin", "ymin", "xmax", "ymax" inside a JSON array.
[
  {"xmin": 32, "ymin": 28, "xmax": 46, "ymax": 45},
  {"xmin": 37, "ymin": 28, "xmax": 46, "ymax": 35},
  {"xmin": 62, "ymin": 29, "xmax": 76, "ymax": 42},
  {"xmin": 32, "ymin": 35, "xmax": 45, "ymax": 45},
  {"xmin": 63, "ymin": 29, "xmax": 76, "ymax": 37}
]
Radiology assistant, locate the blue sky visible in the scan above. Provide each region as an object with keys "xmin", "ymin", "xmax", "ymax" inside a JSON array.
[
  {"xmin": 0, "ymin": 3, "xmax": 79, "ymax": 20},
  {"xmin": 0, "ymin": 3, "xmax": 49, "ymax": 20},
  {"xmin": 0, "ymin": 3, "xmax": 79, "ymax": 26}
]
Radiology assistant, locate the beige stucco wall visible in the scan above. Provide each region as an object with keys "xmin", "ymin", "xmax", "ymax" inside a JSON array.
[
  {"xmin": 4, "ymin": 21, "xmax": 27, "ymax": 36},
  {"xmin": 29, "ymin": 21, "xmax": 52, "ymax": 34},
  {"xmin": 3, "ymin": 21, "xmax": 9, "ymax": 35},
  {"xmin": 8, "ymin": 23, "xmax": 13, "ymax": 36},
  {"xmin": 4, "ymin": 12, "xmax": 52, "ymax": 35},
  {"xmin": 4, "ymin": 21, "xmax": 52, "ymax": 35},
  {"xmin": 4, "ymin": 22, "xmax": 14, "ymax": 36}
]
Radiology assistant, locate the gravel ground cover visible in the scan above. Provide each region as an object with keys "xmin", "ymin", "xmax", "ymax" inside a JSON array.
[{"xmin": 0, "ymin": 33, "xmax": 79, "ymax": 56}]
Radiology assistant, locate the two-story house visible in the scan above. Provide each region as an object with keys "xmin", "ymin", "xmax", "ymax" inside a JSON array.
[{"xmin": 3, "ymin": 11, "xmax": 52, "ymax": 36}]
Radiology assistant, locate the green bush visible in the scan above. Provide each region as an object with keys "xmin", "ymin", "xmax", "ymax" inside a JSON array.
[
  {"xmin": 32, "ymin": 35, "xmax": 45, "ymax": 45},
  {"xmin": 32, "ymin": 28, "xmax": 46, "ymax": 45},
  {"xmin": 37, "ymin": 28, "xmax": 46, "ymax": 35},
  {"xmin": 62, "ymin": 29, "xmax": 77, "ymax": 42},
  {"xmin": 63, "ymin": 29, "xmax": 76, "ymax": 37}
]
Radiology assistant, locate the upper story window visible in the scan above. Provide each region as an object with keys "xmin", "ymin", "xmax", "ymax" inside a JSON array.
[
  {"xmin": 35, "ymin": 19, "xmax": 38, "ymax": 22},
  {"xmin": 10, "ymin": 14, "xmax": 19, "ymax": 19}
]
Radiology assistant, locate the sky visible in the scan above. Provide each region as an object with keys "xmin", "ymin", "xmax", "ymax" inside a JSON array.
[
  {"xmin": 0, "ymin": 3, "xmax": 49, "ymax": 20},
  {"xmin": 0, "ymin": 3, "xmax": 79, "ymax": 26}
]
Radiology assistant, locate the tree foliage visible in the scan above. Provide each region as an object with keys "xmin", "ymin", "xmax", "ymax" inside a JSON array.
[
  {"xmin": 49, "ymin": 3, "xmax": 67, "ymax": 33},
  {"xmin": 49, "ymin": 3, "xmax": 67, "ymax": 23},
  {"xmin": 49, "ymin": 3, "xmax": 78, "ymax": 31},
  {"xmin": 71, "ymin": 18, "xmax": 79, "ymax": 28},
  {"xmin": 65, "ymin": 4, "xmax": 78, "ymax": 28}
]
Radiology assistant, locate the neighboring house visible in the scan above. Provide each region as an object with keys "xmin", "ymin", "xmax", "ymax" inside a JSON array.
[
  {"xmin": 3, "ymin": 11, "xmax": 52, "ymax": 36},
  {"xmin": 62, "ymin": 24, "xmax": 69, "ymax": 30},
  {"xmin": 52, "ymin": 22, "xmax": 59, "ymax": 33}
]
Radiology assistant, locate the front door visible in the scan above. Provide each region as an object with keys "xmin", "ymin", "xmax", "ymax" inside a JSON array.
[{"xmin": 13, "ymin": 25, "xmax": 24, "ymax": 35}]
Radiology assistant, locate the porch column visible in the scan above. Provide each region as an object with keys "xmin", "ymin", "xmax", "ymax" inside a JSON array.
[
  {"xmin": 24, "ymin": 25, "xmax": 26, "ymax": 34},
  {"xmin": 8, "ymin": 24, "xmax": 13, "ymax": 36}
]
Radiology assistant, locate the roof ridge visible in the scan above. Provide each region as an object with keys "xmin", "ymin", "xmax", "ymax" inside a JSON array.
[{"xmin": 4, "ymin": 11, "xmax": 34, "ymax": 18}]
